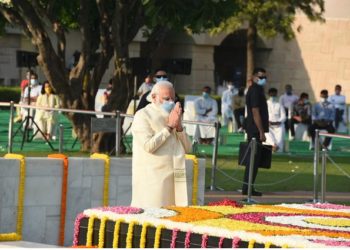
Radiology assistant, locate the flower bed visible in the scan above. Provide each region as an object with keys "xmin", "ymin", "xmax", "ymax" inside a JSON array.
[{"xmin": 73, "ymin": 202, "xmax": 350, "ymax": 248}]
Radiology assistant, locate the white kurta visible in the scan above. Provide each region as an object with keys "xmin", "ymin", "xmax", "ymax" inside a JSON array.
[
  {"xmin": 131, "ymin": 103, "xmax": 192, "ymax": 208},
  {"xmin": 265, "ymin": 99, "xmax": 286, "ymax": 152},
  {"xmin": 194, "ymin": 96, "xmax": 218, "ymax": 138},
  {"xmin": 34, "ymin": 93, "xmax": 60, "ymax": 137},
  {"xmin": 221, "ymin": 89, "xmax": 236, "ymax": 126}
]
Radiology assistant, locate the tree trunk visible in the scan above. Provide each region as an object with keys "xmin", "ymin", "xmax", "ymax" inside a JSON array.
[{"xmin": 246, "ymin": 21, "xmax": 257, "ymax": 81}]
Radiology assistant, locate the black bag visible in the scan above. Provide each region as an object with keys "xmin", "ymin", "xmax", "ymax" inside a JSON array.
[{"xmin": 238, "ymin": 141, "xmax": 272, "ymax": 169}]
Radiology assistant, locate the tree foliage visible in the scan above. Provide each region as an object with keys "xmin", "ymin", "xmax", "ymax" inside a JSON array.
[
  {"xmin": 211, "ymin": 0, "xmax": 325, "ymax": 39},
  {"xmin": 0, "ymin": 0, "xmax": 239, "ymax": 151}
]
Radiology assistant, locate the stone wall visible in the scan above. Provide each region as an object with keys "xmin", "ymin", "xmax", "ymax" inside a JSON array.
[{"xmin": 0, "ymin": 157, "xmax": 205, "ymax": 246}]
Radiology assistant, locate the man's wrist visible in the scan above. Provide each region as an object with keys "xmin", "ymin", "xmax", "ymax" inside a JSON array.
[
  {"xmin": 166, "ymin": 125, "xmax": 174, "ymax": 132},
  {"xmin": 176, "ymin": 126, "xmax": 183, "ymax": 132}
]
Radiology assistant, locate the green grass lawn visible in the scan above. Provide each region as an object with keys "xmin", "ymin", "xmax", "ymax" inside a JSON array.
[{"xmin": 204, "ymin": 154, "xmax": 350, "ymax": 193}]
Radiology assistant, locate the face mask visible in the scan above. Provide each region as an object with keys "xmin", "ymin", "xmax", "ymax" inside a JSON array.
[
  {"xmin": 161, "ymin": 100, "xmax": 175, "ymax": 113},
  {"xmin": 320, "ymin": 97, "xmax": 327, "ymax": 103},
  {"xmin": 257, "ymin": 78, "xmax": 266, "ymax": 86},
  {"xmin": 202, "ymin": 92, "xmax": 209, "ymax": 99},
  {"xmin": 227, "ymin": 85, "xmax": 233, "ymax": 90},
  {"xmin": 286, "ymin": 90, "xmax": 292, "ymax": 95},
  {"xmin": 303, "ymin": 99, "xmax": 309, "ymax": 104},
  {"xmin": 270, "ymin": 96, "xmax": 278, "ymax": 102},
  {"xmin": 30, "ymin": 79, "xmax": 38, "ymax": 86}
]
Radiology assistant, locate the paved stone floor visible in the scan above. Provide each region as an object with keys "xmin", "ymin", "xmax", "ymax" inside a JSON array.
[
  {"xmin": 0, "ymin": 241, "xmax": 59, "ymax": 248},
  {"xmin": 205, "ymin": 190, "xmax": 350, "ymax": 204}
]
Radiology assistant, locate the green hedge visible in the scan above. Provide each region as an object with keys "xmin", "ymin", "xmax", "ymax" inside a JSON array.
[{"xmin": 0, "ymin": 86, "xmax": 21, "ymax": 103}]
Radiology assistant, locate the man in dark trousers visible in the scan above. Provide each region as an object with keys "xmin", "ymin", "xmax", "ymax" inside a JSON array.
[{"xmin": 242, "ymin": 67, "xmax": 269, "ymax": 196}]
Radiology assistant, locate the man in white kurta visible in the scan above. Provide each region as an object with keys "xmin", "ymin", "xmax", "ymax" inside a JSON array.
[
  {"xmin": 265, "ymin": 88, "xmax": 286, "ymax": 152},
  {"xmin": 221, "ymin": 82, "xmax": 238, "ymax": 127},
  {"xmin": 131, "ymin": 81, "xmax": 192, "ymax": 208},
  {"xmin": 194, "ymin": 86, "xmax": 218, "ymax": 143}
]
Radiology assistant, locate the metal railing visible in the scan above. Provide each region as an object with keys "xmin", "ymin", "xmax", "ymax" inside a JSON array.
[
  {"xmin": 1, "ymin": 101, "xmax": 221, "ymax": 191},
  {"xmin": 313, "ymin": 129, "xmax": 350, "ymax": 203}
]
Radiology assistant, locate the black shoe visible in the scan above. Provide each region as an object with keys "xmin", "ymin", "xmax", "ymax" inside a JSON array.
[{"xmin": 242, "ymin": 190, "xmax": 263, "ymax": 196}]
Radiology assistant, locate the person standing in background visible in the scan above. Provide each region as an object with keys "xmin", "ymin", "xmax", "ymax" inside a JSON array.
[
  {"xmin": 242, "ymin": 68, "xmax": 269, "ymax": 196},
  {"xmin": 14, "ymin": 70, "xmax": 34, "ymax": 123},
  {"xmin": 291, "ymin": 92, "xmax": 312, "ymax": 136},
  {"xmin": 329, "ymin": 84, "xmax": 346, "ymax": 131},
  {"xmin": 137, "ymin": 74, "xmax": 154, "ymax": 97},
  {"xmin": 34, "ymin": 81, "xmax": 60, "ymax": 140},
  {"xmin": 233, "ymin": 87, "xmax": 246, "ymax": 133},
  {"xmin": 22, "ymin": 73, "xmax": 42, "ymax": 129},
  {"xmin": 279, "ymin": 84, "xmax": 298, "ymax": 139},
  {"xmin": 221, "ymin": 81, "xmax": 237, "ymax": 129},
  {"xmin": 265, "ymin": 88, "xmax": 286, "ymax": 152},
  {"xmin": 194, "ymin": 86, "xmax": 218, "ymax": 144},
  {"xmin": 309, "ymin": 90, "xmax": 335, "ymax": 149}
]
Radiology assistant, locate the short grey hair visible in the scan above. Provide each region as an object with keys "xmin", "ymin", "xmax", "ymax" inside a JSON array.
[{"xmin": 148, "ymin": 81, "xmax": 174, "ymax": 102}]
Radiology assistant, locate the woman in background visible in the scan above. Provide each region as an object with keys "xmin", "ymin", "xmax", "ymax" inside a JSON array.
[{"xmin": 34, "ymin": 81, "xmax": 60, "ymax": 140}]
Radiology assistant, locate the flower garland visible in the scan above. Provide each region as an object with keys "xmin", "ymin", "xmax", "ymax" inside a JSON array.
[
  {"xmin": 265, "ymin": 242, "xmax": 272, "ymax": 248},
  {"xmin": 185, "ymin": 154, "xmax": 199, "ymax": 205},
  {"xmin": 73, "ymin": 213, "xmax": 87, "ymax": 246},
  {"xmin": 77, "ymin": 203, "xmax": 350, "ymax": 248},
  {"xmin": 1, "ymin": 154, "xmax": 26, "ymax": 242},
  {"xmin": 218, "ymin": 237, "xmax": 225, "ymax": 248},
  {"xmin": 184, "ymin": 230, "xmax": 191, "ymax": 248},
  {"xmin": 48, "ymin": 154, "xmax": 68, "ymax": 246},
  {"xmin": 112, "ymin": 219, "xmax": 124, "ymax": 248},
  {"xmin": 86, "ymin": 216, "xmax": 96, "ymax": 247},
  {"xmin": 90, "ymin": 153, "xmax": 110, "ymax": 206},
  {"xmin": 170, "ymin": 228, "xmax": 179, "ymax": 248},
  {"xmin": 248, "ymin": 239, "xmax": 256, "ymax": 248},
  {"xmin": 201, "ymin": 234, "xmax": 208, "ymax": 248},
  {"xmin": 208, "ymin": 199, "xmax": 243, "ymax": 208},
  {"xmin": 153, "ymin": 224, "xmax": 165, "ymax": 248},
  {"xmin": 139, "ymin": 222, "xmax": 150, "ymax": 248},
  {"xmin": 98, "ymin": 217, "xmax": 107, "ymax": 248},
  {"xmin": 126, "ymin": 221, "xmax": 136, "ymax": 248},
  {"xmin": 232, "ymin": 237, "xmax": 240, "ymax": 248},
  {"xmin": 0, "ymin": 233, "xmax": 21, "ymax": 241}
]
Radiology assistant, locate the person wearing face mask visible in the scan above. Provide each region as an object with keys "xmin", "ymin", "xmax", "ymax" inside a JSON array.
[
  {"xmin": 309, "ymin": 90, "xmax": 335, "ymax": 150},
  {"xmin": 131, "ymin": 81, "xmax": 192, "ymax": 207},
  {"xmin": 329, "ymin": 85, "xmax": 346, "ymax": 131},
  {"xmin": 265, "ymin": 88, "xmax": 286, "ymax": 152},
  {"xmin": 241, "ymin": 67, "xmax": 269, "ymax": 196},
  {"xmin": 221, "ymin": 81, "xmax": 238, "ymax": 129},
  {"xmin": 291, "ymin": 93, "xmax": 312, "ymax": 139},
  {"xmin": 21, "ymin": 73, "xmax": 42, "ymax": 129},
  {"xmin": 194, "ymin": 86, "xmax": 218, "ymax": 144},
  {"xmin": 34, "ymin": 81, "xmax": 60, "ymax": 140},
  {"xmin": 137, "ymin": 74, "xmax": 154, "ymax": 97},
  {"xmin": 233, "ymin": 87, "xmax": 246, "ymax": 133},
  {"xmin": 15, "ymin": 70, "xmax": 34, "ymax": 123},
  {"xmin": 279, "ymin": 84, "xmax": 298, "ymax": 139},
  {"xmin": 136, "ymin": 69, "xmax": 182, "ymax": 112}
]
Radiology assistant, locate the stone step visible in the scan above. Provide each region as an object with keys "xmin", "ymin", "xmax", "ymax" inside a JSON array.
[{"xmin": 0, "ymin": 241, "xmax": 60, "ymax": 248}]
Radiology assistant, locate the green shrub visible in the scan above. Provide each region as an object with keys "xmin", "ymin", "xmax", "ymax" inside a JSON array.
[{"xmin": 0, "ymin": 86, "xmax": 21, "ymax": 103}]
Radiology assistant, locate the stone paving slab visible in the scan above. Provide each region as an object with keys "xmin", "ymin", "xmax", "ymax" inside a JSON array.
[
  {"xmin": 205, "ymin": 190, "xmax": 350, "ymax": 204},
  {"xmin": 0, "ymin": 241, "xmax": 59, "ymax": 248}
]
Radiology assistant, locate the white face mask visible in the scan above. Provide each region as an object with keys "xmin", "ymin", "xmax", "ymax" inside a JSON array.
[
  {"xmin": 320, "ymin": 97, "xmax": 327, "ymax": 103},
  {"xmin": 30, "ymin": 79, "xmax": 38, "ymax": 86},
  {"xmin": 227, "ymin": 85, "xmax": 233, "ymax": 90}
]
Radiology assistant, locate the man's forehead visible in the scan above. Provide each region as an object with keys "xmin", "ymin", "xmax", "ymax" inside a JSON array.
[{"xmin": 159, "ymin": 86, "xmax": 174, "ymax": 96}]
